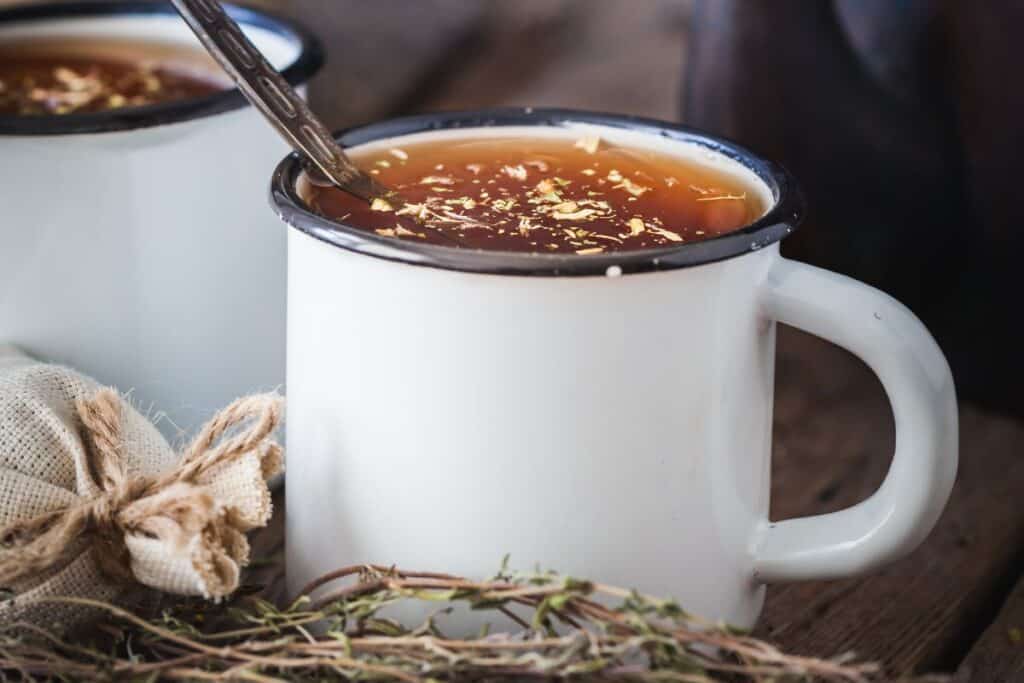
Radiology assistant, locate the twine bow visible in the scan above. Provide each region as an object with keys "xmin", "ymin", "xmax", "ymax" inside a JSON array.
[{"xmin": 0, "ymin": 389, "xmax": 283, "ymax": 599}]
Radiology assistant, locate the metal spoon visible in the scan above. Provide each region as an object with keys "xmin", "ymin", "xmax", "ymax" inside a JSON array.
[{"xmin": 169, "ymin": 0, "xmax": 387, "ymax": 202}]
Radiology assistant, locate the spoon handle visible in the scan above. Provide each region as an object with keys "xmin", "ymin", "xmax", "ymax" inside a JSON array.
[{"xmin": 169, "ymin": 0, "xmax": 386, "ymax": 201}]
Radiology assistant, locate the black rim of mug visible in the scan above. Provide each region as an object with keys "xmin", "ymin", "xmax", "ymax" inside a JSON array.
[
  {"xmin": 271, "ymin": 108, "xmax": 805, "ymax": 278},
  {"xmin": 0, "ymin": 0, "xmax": 324, "ymax": 136}
]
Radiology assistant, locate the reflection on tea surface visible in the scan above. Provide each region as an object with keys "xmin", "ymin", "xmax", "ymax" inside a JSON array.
[
  {"xmin": 0, "ymin": 38, "xmax": 227, "ymax": 115},
  {"xmin": 300, "ymin": 133, "xmax": 769, "ymax": 254}
]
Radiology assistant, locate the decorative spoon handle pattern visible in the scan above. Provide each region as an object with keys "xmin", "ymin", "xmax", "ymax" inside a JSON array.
[{"xmin": 170, "ymin": 0, "xmax": 386, "ymax": 201}]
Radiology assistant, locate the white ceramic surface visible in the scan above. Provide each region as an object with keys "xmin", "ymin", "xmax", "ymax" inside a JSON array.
[
  {"xmin": 281, "ymin": 122, "xmax": 958, "ymax": 628},
  {"xmin": 0, "ymin": 8, "xmax": 312, "ymax": 438}
]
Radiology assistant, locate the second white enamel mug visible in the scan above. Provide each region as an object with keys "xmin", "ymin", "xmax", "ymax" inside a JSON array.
[{"xmin": 0, "ymin": 2, "xmax": 321, "ymax": 437}]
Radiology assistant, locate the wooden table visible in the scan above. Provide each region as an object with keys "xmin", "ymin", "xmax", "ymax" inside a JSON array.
[{"xmin": 243, "ymin": 2, "xmax": 1024, "ymax": 679}]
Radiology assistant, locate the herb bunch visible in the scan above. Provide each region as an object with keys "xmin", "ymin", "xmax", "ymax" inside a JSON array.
[{"xmin": 0, "ymin": 560, "xmax": 890, "ymax": 682}]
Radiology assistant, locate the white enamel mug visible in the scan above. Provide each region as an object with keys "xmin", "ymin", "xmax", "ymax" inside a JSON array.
[
  {"xmin": 273, "ymin": 110, "xmax": 959, "ymax": 628},
  {"xmin": 0, "ymin": 2, "xmax": 320, "ymax": 437}
]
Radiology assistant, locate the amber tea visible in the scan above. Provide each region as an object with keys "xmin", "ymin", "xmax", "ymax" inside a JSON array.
[
  {"xmin": 0, "ymin": 37, "xmax": 227, "ymax": 116},
  {"xmin": 299, "ymin": 131, "xmax": 769, "ymax": 254}
]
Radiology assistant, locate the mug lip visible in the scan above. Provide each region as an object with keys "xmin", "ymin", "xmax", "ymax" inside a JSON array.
[
  {"xmin": 0, "ymin": 0, "xmax": 323, "ymax": 137},
  {"xmin": 271, "ymin": 108, "xmax": 805, "ymax": 278}
]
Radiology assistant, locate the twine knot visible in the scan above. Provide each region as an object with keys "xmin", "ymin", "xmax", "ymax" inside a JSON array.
[{"xmin": 0, "ymin": 388, "xmax": 283, "ymax": 599}]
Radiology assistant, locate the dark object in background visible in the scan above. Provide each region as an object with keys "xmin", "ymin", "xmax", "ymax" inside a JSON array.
[{"xmin": 684, "ymin": 0, "xmax": 1024, "ymax": 416}]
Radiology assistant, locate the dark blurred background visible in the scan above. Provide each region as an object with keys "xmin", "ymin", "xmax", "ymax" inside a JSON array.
[
  {"xmin": 246, "ymin": 0, "xmax": 692, "ymax": 126},
  {"xmin": 684, "ymin": 0, "xmax": 1024, "ymax": 418}
]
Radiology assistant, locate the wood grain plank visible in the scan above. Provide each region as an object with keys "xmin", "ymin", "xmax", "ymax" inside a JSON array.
[
  {"xmin": 245, "ymin": 0, "xmax": 488, "ymax": 129},
  {"xmin": 953, "ymin": 573, "xmax": 1024, "ymax": 682},
  {"xmin": 418, "ymin": 0, "xmax": 692, "ymax": 121},
  {"xmin": 757, "ymin": 328, "xmax": 1024, "ymax": 677}
]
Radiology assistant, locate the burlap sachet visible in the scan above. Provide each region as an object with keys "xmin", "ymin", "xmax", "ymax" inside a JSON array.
[{"xmin": 0, "ymin": 345, "xmax": 283, "ymax": 628}]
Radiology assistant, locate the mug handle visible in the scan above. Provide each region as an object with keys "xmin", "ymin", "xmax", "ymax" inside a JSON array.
[{"xmin": 754, "ymin": 257, "xmax": 958, "ymax": 583}]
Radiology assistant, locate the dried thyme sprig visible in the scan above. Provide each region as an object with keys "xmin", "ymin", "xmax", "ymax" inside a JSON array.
[{"xmin": 0, "ymin": 561, "xmax": 916, "ymax": 682}]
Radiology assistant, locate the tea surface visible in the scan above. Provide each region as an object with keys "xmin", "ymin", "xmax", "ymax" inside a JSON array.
[
  {"xmin": 0, "ymin": 38, "xmax": 227, "ymax": 115},
  {"xmin": 300, "ymin": 133, "xmax": 768, "ymax": 254}
]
